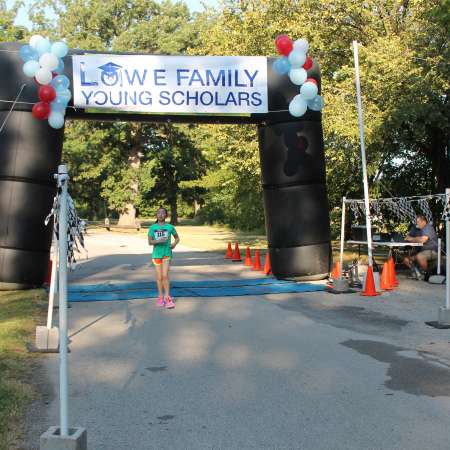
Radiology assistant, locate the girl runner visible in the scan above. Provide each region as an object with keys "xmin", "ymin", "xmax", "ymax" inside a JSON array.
[{"xmin": 148, "ymin": 207, "xmax": 180, "ymax": 308}]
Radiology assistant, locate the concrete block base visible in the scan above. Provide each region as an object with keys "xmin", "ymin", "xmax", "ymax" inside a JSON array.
[
  {"xmin": 438, "ymin": 307, "xmax": 450, "ymax": 327},
  {"xmin": 333, "ymin": 277, "xmax": 350, "ymax": 292},
  {"xmin": 35, "ymin": 326, "xmax": 59, "ymax": 352},
  {"xmin": 429, "ymin": 275, "xmax": 446, "ymax": 285},
  {"xmin": 40, "ymin": 426, "xmax": 87, "ymax": 450}
]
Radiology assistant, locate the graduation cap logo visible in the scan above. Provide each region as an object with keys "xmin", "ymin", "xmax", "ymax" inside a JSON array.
[{"xmin": 99, "ymin": 61, "xmax": 122, "ymax": 86}]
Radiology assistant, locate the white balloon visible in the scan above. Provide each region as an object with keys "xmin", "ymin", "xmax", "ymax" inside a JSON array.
[
  {"xmin": 289, "ymin": 95, "xmax": 308, "ymax": 117},
  {"xmin": 288, "ymin": 68, "xmax": 307, "ymax": 86},
  {"xmin": 23, "ymin": 60, "xmax": 40, "ymax": 77},
  {"xmin": 300, "ymin": 81, "xmax": 318, "ymax": 100},
  {"xmin": 288, "ymin": 50, "xmax": 306, "ymax": 68},
  {"xmin": 35, "ymin": 68, "xmax": 53, "ymax": 85},
  {"xmin": 29, "ymin": 34, "xmax": 44, "ymax": 48},
  {"xmin": 293, "ymin": 38, "xmax": 309, "ymax": 53},
  {"xmin": 39, "ymin": 52, "xmax": 59, "ymax": 71}
]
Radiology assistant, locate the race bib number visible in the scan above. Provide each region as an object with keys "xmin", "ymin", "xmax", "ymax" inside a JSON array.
[{"xmin": 155, "ymin": 230, "xmax": 169, "ymax": 241}]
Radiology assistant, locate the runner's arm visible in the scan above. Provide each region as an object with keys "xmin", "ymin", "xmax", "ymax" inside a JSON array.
[{"xmin": 171, "ymin": 232, "xmax": 180, "ymax": 249}]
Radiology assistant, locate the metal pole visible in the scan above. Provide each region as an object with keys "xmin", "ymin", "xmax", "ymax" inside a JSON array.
[
  {"xmin": 446, "ymin": 188, "xmax": 449, "ymax": 310},
  {"xmin": 46, "ymin": 232, "xmax": 58, "ymax": 329},
  {"xmin": 437, "ymin": 238, "xmax": 441, "ymax": 276},
  {"xmin": 57, "ymin": 164, "xmax": 69, "ymax": 437},
  {"xmin": 339, "ymin": 197, "xmax": 346, "ymax": 279},
  {"xmin": 353, "ymin": 40, "xmax": 373, "ymax": 267}
]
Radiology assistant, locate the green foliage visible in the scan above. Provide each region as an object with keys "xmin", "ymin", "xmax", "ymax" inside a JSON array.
[
  {"xmin": 24, "ymin": 0, "xmax": 449, "ymax": 230},
  {"xmin": 33, "ymin": 0, "xmax": 209, "ymax": 221},
  {"xmin": 192, "ymin": 0, "xmax": 449, "ymax": 231},
  {"xmin": 0, "ymin": 1, "xmax": 28, "ymax": 41}
]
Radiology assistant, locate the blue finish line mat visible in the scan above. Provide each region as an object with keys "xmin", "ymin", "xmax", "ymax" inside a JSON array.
[{"xmin": 68, "ymin": 278, "xmax": 326, "ymax": 302}]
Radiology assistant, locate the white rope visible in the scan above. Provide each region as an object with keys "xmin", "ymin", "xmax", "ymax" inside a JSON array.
[
  {"xmin": 0, "ymin": 84, "xmax": 26, "ymax": 134},
  {"xmin": 345, "ymin": 193, "xmax": 446, "ymax": 202},
  {"xmin": 45, "ymin": 189, "xmax": 86, "ymax": 269},
  {"xmin": 346, "ymin": 193, "xmax": 447, "ymax": 223},
  {"xmin": 442, "ymin": 192, "xmax": 450, "ymax": 222}
]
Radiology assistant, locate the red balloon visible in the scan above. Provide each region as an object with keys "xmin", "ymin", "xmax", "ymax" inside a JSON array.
[
  {"xmin": 303, "ymin": 56, "xmax": 313, "ymax": 70},
  {"xmin": 276, "ymin": 36, "xmax": 293, "ymax": 56},
  {"xmin": 275, "ymin": 34, "xmax": 289, "ymax": 45},
  {"xmin": 306, "ymin": 77, "xmax": 318, "ymax": 86},
  {"xmin": 39, "ymin": 85, "xmax": 56, "ymax": 103},
  {"xmin": 32, "ymin": 102, "xmax": 51, "ymax": 120}
]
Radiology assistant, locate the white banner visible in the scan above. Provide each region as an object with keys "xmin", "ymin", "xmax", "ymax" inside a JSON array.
[{"xmin": 72, "ymin": 54, "xmax": 268, "ymax": 114}]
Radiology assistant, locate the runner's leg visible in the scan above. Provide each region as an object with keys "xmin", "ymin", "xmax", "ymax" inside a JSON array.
[
  {"xmin": 154, "ymin": 262, "xmax": 164, "ymax": 298},
  {"xmin": 162, "ymin": 259, "xmax": 171, "ymax": 298}
]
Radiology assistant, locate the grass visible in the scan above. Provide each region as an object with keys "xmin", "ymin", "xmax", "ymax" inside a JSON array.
[
  {"xmin": 85, "ymin": 221, "xmax": 269, "ymax": 251},
  {"xmin": 175, "ymin": 224, "xmax": 268, "ymax": 252},
  {"xmin": 85, "ymin": 221, "xmax": 392, "ymax": 264},
  {"xmin": 0, "ymin": 289, "xmax": 47, "ymax": 450}
]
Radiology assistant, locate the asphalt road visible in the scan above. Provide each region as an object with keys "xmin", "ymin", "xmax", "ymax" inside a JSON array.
[{"xmin": 25, "ymin": 232, "xmax": 450, "ymax": 450}]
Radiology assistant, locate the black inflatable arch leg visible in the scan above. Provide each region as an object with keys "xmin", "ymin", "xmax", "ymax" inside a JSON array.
[
  {"xmin": 0, "ymin": 110, "xmax": 63, "ymax": 289},
  {"xmin": 258, "ymin": 120, "xmax": 331, "ymax": 280}
]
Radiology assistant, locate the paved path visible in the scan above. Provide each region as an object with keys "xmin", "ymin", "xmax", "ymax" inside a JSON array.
[{"xmin": 26, "ymin": 233, "xmax": 450, "ymax": 449}]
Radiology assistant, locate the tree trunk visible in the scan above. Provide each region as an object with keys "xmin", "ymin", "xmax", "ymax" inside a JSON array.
[
  {"xmin": 429, "ymin": 127, "xmax": 450, "ymax": 194},
  {"xmin": 169, "ymin": 195, "xmax": 178, "ymax": 225},
  {"xmin": 118, "ymin": 141, "xmax": 141, "ymax": 227},
  {"xmin": 194, "ymin": 200, "xmax": 201, "ymax": 215}
]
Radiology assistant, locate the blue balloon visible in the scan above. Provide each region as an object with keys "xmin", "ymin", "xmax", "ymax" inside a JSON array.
[
  {"xmin": 288, "ymin": 50, "xmax": 306, "ymax": 68},
  {"xmin": 307, "ymin": 95, "xmax": 324, "ymax": 111},
  {"xmin": 288, "ymin": 95, "xmax": 308, "ymax": 117},
  {"xmin": 52, "ymin": 96, "xmax": 69, "ymax": 110},
  {"xmin": 51, "ymin": 41, "xmax": 69, "ymax": 58},
  {"xmin": 273, "ymin": 57, "xmax": 291, "ymax": 75},
  {"xmin": 50, "ymin": 100, "xmax": 66, "ymax": 115},
  {"xmin": 35, "ymin": 38, "xmax": 51, "ymax": 55},
  {"xmin": 19, "ymin": 45, "xmax": 38, "ymax": 62},
  {"xmin": 54, "ymin": 59, "xmax": 65, "ymax": 75},
  {"xmin": 55, "ymin": 88, "xmax": 72, "ymax": 104},
  {"xmin": 22, "ymin": 60, "xmax": 40, "ymax": 77},
  {"xmin": 48, "ymin": 112, "xmax": 65, "ymax": 129},
  {"xmin": 51, "ymin": 74, "xmax": 70, "ymax": 90}
]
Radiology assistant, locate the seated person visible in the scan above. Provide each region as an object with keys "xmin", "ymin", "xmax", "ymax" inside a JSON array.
[{"xmin": 403, "ymin": 214, "xmax": 438, "ymax": 280}]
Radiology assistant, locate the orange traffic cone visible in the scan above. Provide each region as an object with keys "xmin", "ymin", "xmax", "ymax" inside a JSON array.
[
  {"xmin": 232, "ymin": 242, "xmax": 242, "ymax": 261},
  {"xmin": 252, "ymin": 249, "xmax": 262, "ymax": 271},
  {"xmin": 263, "ymin": 252, "xmax": 272, "ymax": 275},
  {"xmin": 244, "ymin": 247, "xmax": 252, "ymax": 266},
  {"xmin": 225, "ymin": 242, "xmax": 233, "ymax": 259},
  {"xmin": 330, "ymin": 261, "xmax": 341, "ymax": 280},
  {"xmin": 361, "ymin": 265, "xmax": 380, "ymax": 296},
  {"xmin": 380, "ymin": 262, "xmax": 392, "ymax": 290},
  {"xmin": 388, "ymin": 257, "xmax": 399, "ymax": 287}
]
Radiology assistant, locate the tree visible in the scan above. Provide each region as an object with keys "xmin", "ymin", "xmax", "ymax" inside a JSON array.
[
  {"xmin": 192, "ymin": 0, "xmax": 449, "ymax": 232},
  {"xmin": 0, "ymin": 1, "xmax": 28, "ymax": 41},
  {"xmin": 141, "ymin": 123, "xmax": 207, "ymax": 224},
  {"xmin": 31, "ymin": 0, "xmax": 208, "ymax": 222}
]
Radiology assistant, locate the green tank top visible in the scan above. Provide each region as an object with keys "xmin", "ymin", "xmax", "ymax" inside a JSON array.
[{"xmin": 148, "ymin": 223, "xmax": 176, "ymax": 259}]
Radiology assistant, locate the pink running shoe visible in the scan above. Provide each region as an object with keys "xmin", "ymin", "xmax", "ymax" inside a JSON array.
[
  {"xmin": 156, "ymin": 296, "xmax": 165, "ymax": 307},
  {"xmin": 165, "ymin": 296, "xmax": 175, "ymax": 309}
]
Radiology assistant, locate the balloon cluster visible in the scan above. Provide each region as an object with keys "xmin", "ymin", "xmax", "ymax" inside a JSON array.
[
  {"xmin": 20, "ymin": 35, "xmax": 71, "ymax": 129},
  {"xmin": 273, "ymin": 35, "xmax": 324, "ymax": 117}
]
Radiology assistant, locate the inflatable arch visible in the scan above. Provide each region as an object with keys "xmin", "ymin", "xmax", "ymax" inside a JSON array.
[{"xmin": 0, "ymin": 42, "xmax": 331, "ymax": 289}]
